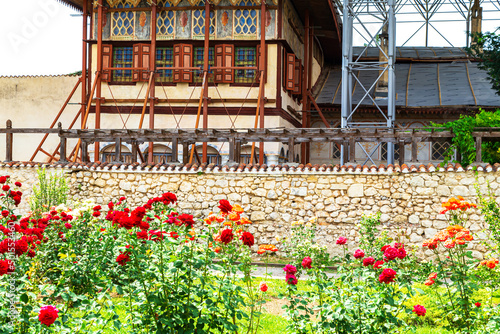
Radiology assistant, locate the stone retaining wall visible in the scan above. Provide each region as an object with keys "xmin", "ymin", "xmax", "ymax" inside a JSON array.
[{"xmin": 2, "ymin": 166, "xmax": 497, "ymax": 258}]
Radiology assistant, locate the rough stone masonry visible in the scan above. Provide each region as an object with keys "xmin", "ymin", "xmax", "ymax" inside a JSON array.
[{"xmin": 2, "ymin": 164, "xmax": 498, "ymax": 259}]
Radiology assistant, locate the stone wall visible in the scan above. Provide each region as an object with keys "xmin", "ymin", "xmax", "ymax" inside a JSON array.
[{"xmin": 1, "ymin": 165, "xmax": 497, "ymax": 258}]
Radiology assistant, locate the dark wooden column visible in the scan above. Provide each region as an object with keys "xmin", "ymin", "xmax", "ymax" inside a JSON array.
[
  {"xmin": 202, "ymin": 0, "xmax": 210, "ymax": 163},
  {"xmin": 301, "ymin": 10, "xmax": 310, "ymax": 164},
  {"xmin": 148, "ymin": 2, "xmax": 157, "ymax": 164},
  {"xmin": 94, "ymin": 0, "xmax": 104, "ymax": 161},
  {"xmin": 81, "ymin": 0, "xmax": 88, "ymax": 129},
  {"xmin": 259, "ymin": 0, "xmax": 267, "ymax": 165}
]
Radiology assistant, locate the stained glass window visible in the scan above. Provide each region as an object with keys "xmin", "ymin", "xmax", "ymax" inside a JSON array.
[
  {"xmin": 156, "ymin": 47, "xmax": 174, "ymax": 83},
  {"xmin": 194, "ymin": 47, "xmax": 214, "ymax": 83},
  {"xmin": 111, "ymin": 1, "xmax": 135, "ymax": 39},
  {"xmin": 234, "ymin": 1, "xmax": 257, "ymax": 36},
  {"xmin": 157, "ymin": 1, "xmax": 175, "ymax": 38},
  {"xmin": 192, "ymin": 10, "xmax": 215, "ymax": 36},
  {"xmin": 235, "ymin": 47, "xmax": 256, "ymax": 83},
  {"xmin": 113, "ymin": 47, "xmax": 133, "ymax": 82}
]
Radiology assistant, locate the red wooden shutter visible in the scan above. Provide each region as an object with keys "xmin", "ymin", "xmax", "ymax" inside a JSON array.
[
  {"xmin": 140, "ymin": 44, "xmax": 151, "ymax": 81},
  {"xmin": 285, "ymin": 53, "xmax": 295, "ymax": 91},
  {"xmin": 173, "ymin": 44, "xmax": 193, "ymax": 83},
  {"xmin": 133, "ymin": 44, "xmax": 151, "ymax": 82},
  {"xmin": 215, "ymin": 44, "xmax": 235, "ymax": 83},
  {"xmin": 102, "ymin": 44, "xmax": 113, "ymax": 82},
  {"xmin": 214, "ymin": 44, "xmax": 224, "ymax": 83},
  {"xmin": 133, "ymin": 44, "xmax": 141, "ymax": 82},
  {"xmin": 292, "ymin": 59, "xmax": 302, "ymax": 95},
  {"xmin": 222, "ymin": 44, "xmax": 234, "ymax": 83},
  {"xmin": 173, "ymin": 44, "xmax": 182, "ymax": 83}
]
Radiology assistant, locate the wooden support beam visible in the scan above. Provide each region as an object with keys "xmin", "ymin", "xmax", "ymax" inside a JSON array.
[
  {"xmin": 183, "ymin": 142, "xmax": 189, "ymax": 164},
  {"xmin": 288, "ymin": 137, "xmax": 295, "ymax": 163},
  {"xmin": 411, "ymin": 137, "xmax": 418, "ymax": 163},
  {"xmin": 5, "ymin": 120, "xmax": 12, "ymax": 162},
  {"xmin": 259, "ymin": 0, "xmax": 266, "ymax": 165},
  {"xmin": 171, "ymin": 137, "xmax": 179, "ymax": 163},
  {"xmin": 399, "ymin": 140, "xmax": 405, "ymax": 166},
  {"xmin": 131, "ymin": 142, "xmax": 138, "ymax": 162},
  {"xmin": 189, "ymin": 72, "xmax": 207, "ymax": 164},
  {"xmin": 114, "ymin": 138, "xmax": 122, "ymax": 162},
  {"xmin": 202, "ymin": 0, "xmax": 211, "ymax": 164},
  {"xmin": 228, "ymin": 137, "xmax": 236, "ymax": 164},
  {"xmin": 81, "ymin": 141, "xmax": 89, "ymax": 163},
  {"xmin": 58, "ymin": 122, "xmax": 67, "ymax": 163},
  {"xmin": 349, "ymin": 138, "xmax": 356, "ymax": 164}
]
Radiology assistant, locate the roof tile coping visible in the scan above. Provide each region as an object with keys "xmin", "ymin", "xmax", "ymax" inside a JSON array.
[{"xmin": 0, "ymin": 161, "xmax": 498, "ymax": 174}]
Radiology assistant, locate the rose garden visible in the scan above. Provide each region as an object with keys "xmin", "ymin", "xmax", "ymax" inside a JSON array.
[{"xmin": 0, "ymin": 167, "xmax": 499, "ymax": 334}]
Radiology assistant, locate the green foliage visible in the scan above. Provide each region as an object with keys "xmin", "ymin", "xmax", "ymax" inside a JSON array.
[
  {"xmin": 358, "ymin": 212, "xmax": 391, "ymax": 256},
  {"xmin": 467, "ymin": 28, "xmax": 500, "ymax": 95},
  {"xmin": 429, "ymin": 109, "xmax": 500, "ymax": 166},
  {"xmin": 475, "ymin": 183, "xmax": 500, "ymax": 254},
  {"xmin": 30, "ymin": 168, "xmax": 68, "ymax": 215}
]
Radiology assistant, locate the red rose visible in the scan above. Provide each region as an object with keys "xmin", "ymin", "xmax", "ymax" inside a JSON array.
[
  {"xmin": 218, "ymin": 200, "xmax": 233, "ymax": 214},
  {"xmin": 336, "ymin": 236, "xmax": 347, "ymax": 245},
  {"xmin": 475, "ymin": 302, "xmax": 481, "ymax": 308},
  {"xmin": 119, "ymin": 196, "xmax": 126, "ymax": 201},
  {"xmin": 286, "ymin": 274, "xmax": 298, "ymax": 285},
  {"xmin": 362, "ymin": 256, "xmax": 375, "ymax": 266},
  {"xmin": 397, "ymin": 247, "xmax": 407, "ymax": 260},
  {"xmin": 92, "ymin": 211, "xmax": 101, "ymax": 217},
  {"xmin": 0, "ymin": 238, "xmax": 13, "ymax": 254},
  {"xmin": 239, "ymin": 231, "xmax": 254, "ymax": 247},
  {"xmin": 0, "ymin": 259, "xmax": 15, "ymax": 275},
  {"xmin": 383, "ymin": 247, "xmax": 398, "ymax": 261},
  {"xmin": 2, "ymin": 185, "xmax": 10, "ymax": 192},
  {"xmin": 381, "ymin": 245, "xmax": 390, "ymax": 252},
  {"xmin": 64, "ymin": 223, "xmax": 72, "ymax": 229},
  {"xmin": 93, "ymin": 205, "xmax": 102, "ymax": 211},
  {"xmin": 412, "ymin": 305, "xmax": 426, "ymax": 317},
  {"xmin": 1, "ymin": 210, "xmax": 9, "ymax": 217},
  {"xmin": 178, "ymin": 214, "xmax": 195, "ymax": 228},
  {"xmin": 378, "ymin": 268, "xmax": 397, "ymax": 284},
  {"xmin": 353, "ymin": 249, "xmax": 365, "ymax": 259},
  {"xmin": 259, "ymin": 282, "xmax": 268, "ymax": 292},
  {"xmin": 137, "ymin": 230, "xmax": 148, "ymax": 240},
  {"xmin": 15, "ymin": 182, "xmax": 22, "ymax": 187},
  {"xmin": 116, "ymin": 252, "xmax": 131, "ymax": 266},
  {"xmin": 15, "ymin": 237, "xmax": 28, "ymax": 256},
  {"xmin": 0, "ymin": 176, "xmax": 6, "ymax": 184},
  {"xmin": 108, "ymin": 202, "xmax": 114, "ymax": 210},
  {"xmin": 162, "ymin": 192, "xmax": 177, "ymax": 204},
  {"xmin": 220, "ymin": 229, "xmax": 234, "ymax": 244},
  {"xmin": 38, "ymin": 305, "xmax": 59, "ymax": 327},
  {"xmin": 302, "ymin": 256, "xmax": 312, "ymax": 269}
]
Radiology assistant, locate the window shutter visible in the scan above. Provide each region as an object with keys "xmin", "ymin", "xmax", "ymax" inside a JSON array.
[
  {"xmin": 214, "ymin": 44, "xmax": 224, "ymax": 83},
  {"xmin": 173, "ymin": 44, "xmax": 193, "ymax": 83},
  {"xmin": 133, "ymin": 44, "xmax": 141, "ymax": 82},
  {"xmin": 102, "ymin": 44, "xmax": 113, "ymax": 82},
  {"xmin": 215, "ymin": 44, "xmax": 235, "ymax": 83},
  {"xmin": 140, "ymin": 44, "xmax": 151, "ymax": 81},
  {"xmin": 285, "ymin": 53, "xmax": 295, "ymax": 91},
  {"xmin": 292, "ymin": 59, "xmax": 302, "ymax": 95},
  {"xmin": 173, "ymin": 44, "xmax": 182, "ymax": 83},
  {"xmin": 133, "ymin": 44, "xmax": 151, "ymax": 82},
  {"xmin": 222, "ymin": 44, "xmax": 234, "ymax": 83}
]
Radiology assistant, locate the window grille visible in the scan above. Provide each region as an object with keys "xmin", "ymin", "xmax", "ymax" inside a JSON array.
[
  {"xmin": 432, "ymin": 141, "xmax": 451, "ymax": 160},
  {"xmin": 156, "ymin": 47, "xmax": 174, "ymax": 83},
  {"xmin": 194, "ymin": 47, "xmax": 214, "ymax": 83},
  {"xmin": 332, "ymin": 144, "xmax": 341, "ymax": 159},
  {"xmin": 113, "ymin": 47, "xmax": 133, "ymax": 82},
  {"xmin": 235, "ymin": 47, "xmax": 257, "ymax": 83},
  {"xmin": 381, "ymin": 142, "xmax": 400, "ymax": 161},
  {"xmin": 157, "ymin": 10, "xmax": 175, "ymax": 38},
  {"xmin": 234, "ymin": 1, "xmax": 258, "ymax": 36},
  {"xmin": 192, "ymin": 9, "xmax": 215, "ymax": 36}
]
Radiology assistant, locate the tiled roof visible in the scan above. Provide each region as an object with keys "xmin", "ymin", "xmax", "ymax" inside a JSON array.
[
  {"xmin": 1, "ymin": 161, "xmax": 497, "ymax": 173},
  {"xmin": 0, "ymin": 74, "xmax": 80, "ymax": 79}
]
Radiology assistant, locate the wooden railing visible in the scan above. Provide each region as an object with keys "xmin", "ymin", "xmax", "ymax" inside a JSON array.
[{"xmin": 3, "ymin": 119, "xmax": 500, "ymax": 165}]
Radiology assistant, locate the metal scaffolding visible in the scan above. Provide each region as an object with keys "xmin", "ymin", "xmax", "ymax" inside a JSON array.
[{"xmin": 340, "ymin": 0, "xmax": 397, "ymax": 165}]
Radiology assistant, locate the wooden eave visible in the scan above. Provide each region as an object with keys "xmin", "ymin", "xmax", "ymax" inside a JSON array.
[
  {"xmin": 57, "ymin": 0, "xmax": 85, "ymax": 12},
  {"xmin": 289, "ymin": 0, "xmax": 342, "ymax": 63}
]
